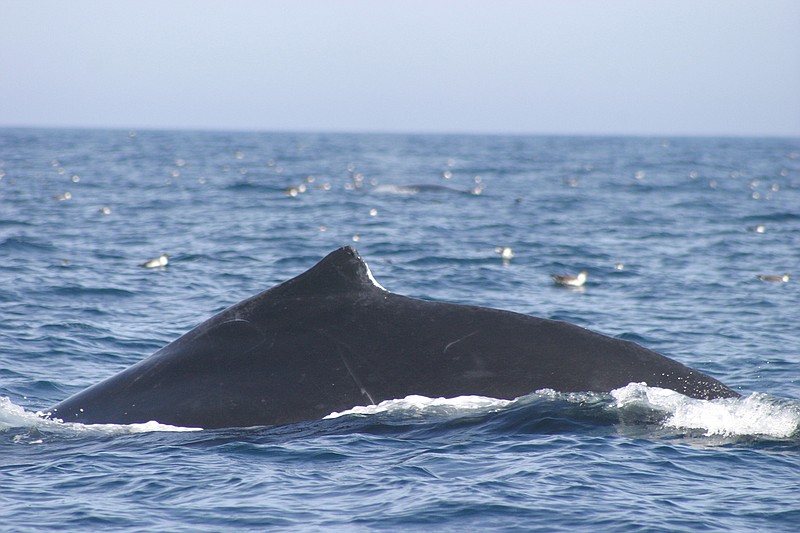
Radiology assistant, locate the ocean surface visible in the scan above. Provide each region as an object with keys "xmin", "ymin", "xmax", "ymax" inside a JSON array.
[{"xmin": 1, "ymin": 128, "xmax": 799, "ymax": 531}]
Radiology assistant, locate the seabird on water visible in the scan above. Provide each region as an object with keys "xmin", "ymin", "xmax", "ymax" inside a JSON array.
[
  {"xmin": 141, "ymin": 253, "xmax": 169, "ymax": 269},
  {"xmin": 551, "ymin": 270, "xmax": 588, "ymax": 287},
  {"xmin": 495, "ymin": 246, "xmax": 514, "ymax": 262},
  {"xmin": 757, "ymin": 273, "xmax": 790, "ymax": 283}
]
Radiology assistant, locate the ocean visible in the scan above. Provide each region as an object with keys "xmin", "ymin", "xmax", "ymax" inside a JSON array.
[{"xmin": 1, "ymin": 128, "xmax": 799, "ymax": 531}]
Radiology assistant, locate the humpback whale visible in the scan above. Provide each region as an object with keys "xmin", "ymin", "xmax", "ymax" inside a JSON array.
[{"xmin": 49, "ymin": 246, "xmax": 738, "ymax": 429}]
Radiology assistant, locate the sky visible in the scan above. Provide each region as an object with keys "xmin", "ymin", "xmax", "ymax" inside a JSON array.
[{"xmin": 2, "ymin": 0, "xmax": 799, "ymax": 137}]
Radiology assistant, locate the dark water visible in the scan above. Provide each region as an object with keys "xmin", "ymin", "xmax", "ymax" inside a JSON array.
[{"xmin": 1, "ymin": 128, "xmax": 799, "ymax": 531}]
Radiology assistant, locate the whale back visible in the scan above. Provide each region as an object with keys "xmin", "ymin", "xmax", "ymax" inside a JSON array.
[{"xmin": 50, "ymin": 246, "xmax": 738, "ymax": 428}]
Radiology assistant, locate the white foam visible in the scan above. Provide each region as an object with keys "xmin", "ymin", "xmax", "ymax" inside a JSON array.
[
  {"xmin": 0, "ymin": 396, "xmax": 36, "ymax": 429},
  {"xmin": 7, "ymin": 386, "xmax": 798, "ymax": 440},
  {"xmin": 1, "ymin": 396, "xmax": 201, "ymax": 438},
  {"xmin": 66, "ymin": 420, "xmax": 203, "ymax": 434},
  {"xmin": 325, "ymin": 394, "xmax": 511, "ymax": 419},
  {"xmin": 611, "ymin": 383, "xmax": 800, "ymax": 438},
  {"xmin": 665, "ymin": 393, "xmax": 799, "ymax": 438},
  {"xmin": 371, "ymin": 184, "xmax": 418, "ymax": 195}
]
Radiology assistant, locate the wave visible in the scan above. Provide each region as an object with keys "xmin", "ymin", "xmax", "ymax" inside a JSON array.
[
  {"xmin": 3, "ymin": 384, "xmax": 798, "ymax": 445},
  {"xmin": 610, "ymin": 383, "xmax": 800, "ymax": 439},
  {"xmin": 224, "ymin": 181, "xmax": 289, "ymax": 193},
  {"xmin": 742, "ymin": 212, "xmax": 800, "ymax": 223},
  {"xmin": 326, "ymin": 385, "xmax": 800, "ymax": 443},
  {"xmin": 0, "ymin": 235, "xmax": 55, "ymax": 253},
  {"xmin": 325, "ymin": 394, "xmax": 512, "ymax": 420},
  {"xmin": 0, "ymin": 219, "xmax": 35, "ymax": 228},
  {"xmin": 0, "ymin": 397, "xmax": 200, "ymax": 442},
  {"xmin": 49, "ymin": 286, "xmax": 136, "ymax": 298},
  {"xmin": 370, "ymin": 184, "xmax": 474, "ymax": 196}
]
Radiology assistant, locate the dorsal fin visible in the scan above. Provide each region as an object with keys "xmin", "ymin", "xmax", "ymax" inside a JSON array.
[{"xmin": 277, "ymin": 246, "xmax": 386, "ymax": 296}]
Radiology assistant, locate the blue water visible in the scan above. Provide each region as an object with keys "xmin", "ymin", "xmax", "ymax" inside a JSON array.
[{"xmin": 1, "ymin": 128, "xmax": 799, "ymax": 531}]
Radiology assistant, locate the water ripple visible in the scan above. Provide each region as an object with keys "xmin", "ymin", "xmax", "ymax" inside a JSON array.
[{"xmin": 1, "ymin": 129, "xmax": 799, "ymax": 531}]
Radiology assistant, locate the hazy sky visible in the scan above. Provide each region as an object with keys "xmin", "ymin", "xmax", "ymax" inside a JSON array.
[{"xmin": 2, "ymin": 0, "xmax": 799, "ymax": 136}]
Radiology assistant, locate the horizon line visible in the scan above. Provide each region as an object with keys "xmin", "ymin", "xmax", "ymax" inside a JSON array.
[{"xmin": 2, "ymin": 122, "xmax": 799, "ymax": 141}]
